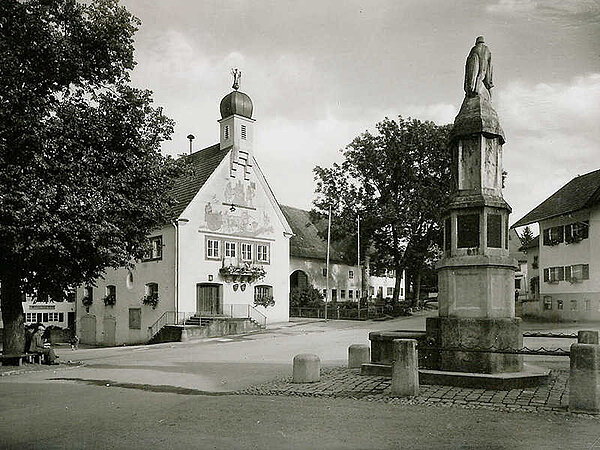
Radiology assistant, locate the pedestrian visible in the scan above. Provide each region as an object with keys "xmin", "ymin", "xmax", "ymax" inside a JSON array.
[
  {"xmin": 70, "ymin": 333, "xmax": 79, "ymax": 350},
  {"xmin": 29, "ymin": 324, "xmax": 59, "ymax": 365}
]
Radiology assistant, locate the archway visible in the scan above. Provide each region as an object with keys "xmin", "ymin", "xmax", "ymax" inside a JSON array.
[{"xmin": 290, "ymin": 270, "xmax": 309, "ymax": 291}]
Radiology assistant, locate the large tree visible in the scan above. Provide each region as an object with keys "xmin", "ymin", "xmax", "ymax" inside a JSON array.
[
  {"xmin": 0, "ymin": 0, "xmax": 183, "ymax": 354},
  {"xmin": 313, "ymin": 116, "xmax": 451, "ymax": 304}
]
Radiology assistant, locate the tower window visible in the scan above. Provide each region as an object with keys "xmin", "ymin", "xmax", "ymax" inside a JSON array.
[
  {"xmin": 241, "ymin": 124, "xmax": 247, "ymax": 140},
  {"xmin": 224, "ymin": 125, "xmax": 230, "ymax": 140}
]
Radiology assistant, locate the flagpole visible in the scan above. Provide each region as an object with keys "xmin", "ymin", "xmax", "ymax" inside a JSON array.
[
  {"xmin": 325, "ymin": 205, "xmax": 331, "ymax": 321},
  {"xmin": 357, "ymin": 214, "xmax": 361, "ymax": 318}
]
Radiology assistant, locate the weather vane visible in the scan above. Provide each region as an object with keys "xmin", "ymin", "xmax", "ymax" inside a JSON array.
[{"xmin": 231, "ymin": 68, "xmax": 241, "ymax": 90}]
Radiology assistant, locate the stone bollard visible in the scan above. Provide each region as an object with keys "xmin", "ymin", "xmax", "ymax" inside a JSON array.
[
  {"xmin": 348, "ymin": 344, "xmax": 370, "ymax": 369},
  {"xmin": 569, "ymin": 343, "xmax": 600, "ymax": 413},
  {"xmin": 391, "ymin": 339, "xmax": 419, "ymax": 397},
  {"xmin": 578, "ymin": 330, "xmax": 599, "ymax": 344},
  {"xmin": 292, "ymin": 353, "xmax": 320, "ymax": 383}
]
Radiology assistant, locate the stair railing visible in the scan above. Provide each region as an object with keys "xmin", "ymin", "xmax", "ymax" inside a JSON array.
[{"xmin": 248, "ymin": 305, "xmax": 267, "ymax": 328}]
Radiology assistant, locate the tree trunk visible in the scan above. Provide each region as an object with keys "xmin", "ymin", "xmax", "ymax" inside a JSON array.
[
  {"xmin": 0, "ymin": 273, "xmax": 26, "ymax": 356},
  {"xmin": 414, "ymin": 271, "xmax": 422, "ymax": 308}
]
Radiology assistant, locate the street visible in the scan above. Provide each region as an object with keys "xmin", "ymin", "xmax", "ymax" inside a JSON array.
[{"xmin": 1, "ymin": 312, "xmax": 599, "ymax": 449}]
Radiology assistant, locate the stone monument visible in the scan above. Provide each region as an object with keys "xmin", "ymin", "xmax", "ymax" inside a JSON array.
[{"xmin": 426, "ymin": 36, "xmax": 522, "ymax": 374}]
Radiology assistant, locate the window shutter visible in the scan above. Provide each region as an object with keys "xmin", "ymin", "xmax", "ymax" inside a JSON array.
[
  {"xmin": 582, "ymin": 221, "xmax": 590, "ymax": 239},
  {"xmin": 564, "ymin": 266, "xmax": 571, "ymax": 282},
  {"xmin": 543, "ymin": 268, "xmax": 549, "ymax": 282},
  {"xmin": 557, "ymin": 266, "xmax": 564, "ymax": 281},
  {"xmin": 583, "ymin": 264, "xmax": 590, "ymax": 280},
  {"xmin": 543, "ymin": 229, "xmax": 550, "ymax": 245},
  {"xmin": 564, "ymin": 224, "xmax": 572, "ymax": 242}
]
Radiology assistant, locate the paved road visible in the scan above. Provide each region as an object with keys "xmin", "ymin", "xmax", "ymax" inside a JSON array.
[{"xmin": 1, "ymin": 313, "xmax": 599, "ymax": 449}]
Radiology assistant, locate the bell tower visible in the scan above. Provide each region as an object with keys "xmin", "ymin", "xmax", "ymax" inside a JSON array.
[{"xmin": 219, "ymin": 69, "xmax": 255, "ymax": 180}]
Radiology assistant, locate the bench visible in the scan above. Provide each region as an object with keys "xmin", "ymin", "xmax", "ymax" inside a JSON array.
[{"xmin": 0, "ymin": 352, "xmax": 46, "ymax": 366}]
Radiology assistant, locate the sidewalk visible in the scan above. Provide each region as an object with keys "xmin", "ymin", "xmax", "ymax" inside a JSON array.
[{"xmin": 239, "ymin": 366, "xmax": 598, "ymax": 418}]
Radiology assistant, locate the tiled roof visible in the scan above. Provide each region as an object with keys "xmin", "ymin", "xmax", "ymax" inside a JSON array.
[
  {"xmin": 170, "ymin": 144, "xmax": 230, "ymax": 218},
  {"xmin": 280, "ymin": 205, "xmax": 345, "ymax": 263},
  {"xmin": 512, "ymin": 168, "xmax": 600, "ymax": 228},
  {"xmin": 519, "ymin": 235, "xmax": 539, "ymax": 252}
]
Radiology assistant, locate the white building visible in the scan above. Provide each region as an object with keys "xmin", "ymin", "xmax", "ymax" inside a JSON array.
[
  {"xmin": 513, "ymin": 168, "xmax": 600, "ymax": 321},
  {"xmin": 76, "ymin": 83, "xmax": 292, "ymax": 345}
]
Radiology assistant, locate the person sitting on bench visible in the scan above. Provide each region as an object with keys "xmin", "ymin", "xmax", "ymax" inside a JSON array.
[{"xmin": 29, "ymin": 325, "xmax": 58, "ymax": 365}]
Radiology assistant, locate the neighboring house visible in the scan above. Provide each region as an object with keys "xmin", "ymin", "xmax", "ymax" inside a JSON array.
[
  {"xmin": 76, "ymin": 84, "xmax": 293, "ymax": 345},
  {"xmin": 281, "ymin": 205, "xmax": 362, "ymax": 302},
  {"xmin": 0, "ymin": 294, "xmax": 75, "ymax": 331},
  {"xmin": 368, "ymin": 270, "xmax": 406, "ymax": 301},
  {"xmin": 508, "ymin": 228, "xmax": 528, "ymax": 301},
  {"xmin": 512, "ymin": 168, "xmax": 600, "ymax": 321}
]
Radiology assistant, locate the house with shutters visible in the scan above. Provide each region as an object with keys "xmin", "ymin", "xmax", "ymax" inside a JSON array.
[
  {"xmin": 75, "ymin": 80, "xmax": 293, "ymax": 345},
  {"xmin": 512, "ymin": 168, "xmax": 600, "ymax": 321}
]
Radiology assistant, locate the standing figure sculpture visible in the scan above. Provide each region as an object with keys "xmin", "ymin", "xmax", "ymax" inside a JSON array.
[
  {"xmin": 464, "ymin": 36, "xmax": 494, "ymax": 100},
  {"xmin": 231, "ymin": 68, "xmax": 242, "ymax": 90}
]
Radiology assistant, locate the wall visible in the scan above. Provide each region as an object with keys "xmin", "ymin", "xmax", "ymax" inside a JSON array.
[
  {"xmin": 76, "ymin": 225, "xmax": 176, "ymax": 345},
  {"xmin": 289, "ymin": 256, "xmax": 362, "ymax": 302},
  {"xmin": 177, "ymin": 155, "xmax": 290, "ymax": 324}
]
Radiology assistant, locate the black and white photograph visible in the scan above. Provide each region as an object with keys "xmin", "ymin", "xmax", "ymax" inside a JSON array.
[{"xmin": 1, "ymin": 0, "xmax": 599, "ymax": 448}]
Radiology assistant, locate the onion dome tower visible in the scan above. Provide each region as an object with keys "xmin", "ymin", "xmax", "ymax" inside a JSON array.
[{"xmin": 219, "ymin": 69, "xmax": 255, "ymax": 180}]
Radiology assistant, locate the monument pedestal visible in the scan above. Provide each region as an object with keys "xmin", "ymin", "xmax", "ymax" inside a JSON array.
[{"xmin": 426, "ymin": 317, "xmax": 522, "ymax": 374}]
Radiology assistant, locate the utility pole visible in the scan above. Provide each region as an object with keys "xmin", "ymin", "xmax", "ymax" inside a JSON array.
[
  {"xmin": 357, "ymin": 214, "xmax": 361, "ymax": 318},
  {"xmin": 325, "ymin": 205, "xmax": 331, "ymax": 321}
]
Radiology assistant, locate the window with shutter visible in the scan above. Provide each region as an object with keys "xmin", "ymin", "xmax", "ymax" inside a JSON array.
[
  {"xmin": 582, "ymin": 264, "xmax": 590, "ymax": 280},
  {"xmin": 543, "ymin": 268, "xmax": 549, "ymax": 282}
]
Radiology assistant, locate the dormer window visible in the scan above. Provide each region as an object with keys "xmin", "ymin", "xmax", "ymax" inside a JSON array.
[
  {"xmin": 241, "ymin": 124, "xmax": 247, "ymax": 140},
  {"xmin": 224, "ymin": 125, "xmax": 230, "ymax": 140}
]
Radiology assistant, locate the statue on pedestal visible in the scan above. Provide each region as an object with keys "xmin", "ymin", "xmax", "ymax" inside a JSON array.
[{"xmin": 464, "ymin": 36, "xmax": 494, "ymax": 100}]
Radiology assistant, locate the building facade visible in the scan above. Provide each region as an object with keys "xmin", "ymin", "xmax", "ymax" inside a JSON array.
[
  {"xmin": 513, "ymin": 169, "xmax": 600, "ymax": 321},
  {"xmin": 281, "ymin": 205, "xmax": 362, "ymax": 302},
  {"xmin": 76, "ymin": 83, "xmax": 292, "ymax": 345}
]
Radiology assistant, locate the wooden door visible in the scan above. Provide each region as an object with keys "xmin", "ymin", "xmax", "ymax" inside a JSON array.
[
  {"xmin": 79, "ymin": 315, "xmax": 96, "ymax": 345},
  {"xmin": 196, "ymin": 284, "xmax": 221, "ymax": 315},
  {"xmin": 103, "ymin": 317, "xmax": 116, "ymax": 346}
]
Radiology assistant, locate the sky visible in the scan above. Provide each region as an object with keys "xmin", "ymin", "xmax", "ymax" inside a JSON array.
[{"xmin": 122, "ymin": 0, "xmax": 600, "ymax": 230}]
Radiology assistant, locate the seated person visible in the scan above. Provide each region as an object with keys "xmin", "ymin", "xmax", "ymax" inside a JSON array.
[{"xmin": 29, "ymin": 324, "xmax": 58, "ymax": 365}]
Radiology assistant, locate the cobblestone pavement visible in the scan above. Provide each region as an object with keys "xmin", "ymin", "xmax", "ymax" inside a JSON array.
[{"xmin": 239, "ymin": 367, "xmax": 600, "ymax": 418}]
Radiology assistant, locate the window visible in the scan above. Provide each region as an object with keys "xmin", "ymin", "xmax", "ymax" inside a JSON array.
[
  {"xmin": 241, "ymin": 242, "xmax": 252, "ymax": 261},
  {"xmin": 254, "ymin": 285, "xmax": 273, "ymax": 304},
  {"xmin": 224, "ymin": 125, "xmax": 230, "ymax": 140},
  {"xmin": 331, "ymin": 289, "xmax": 337, "ymax": 301},
  {"xmin": 59, "ymin": 312, "xmax": 64, "ymax": 322},
  {"xmin": 225, "ymin": 241, "xmax": 237, "ymax": 258},
  {"xmin": 543, "ymin": 267, "xmax": 564, "ymax": 283},
  {"xmin": 349, "ymin": 270, "xmax": 354, "ymax": 279},
  {"xmin": 146, "ymin": 282, "xmax": 158, "ymax": 297},
  {"xmin": 565, "ymin": 264, "xmax": 590, "ymax": 282},
  {"xmin": 585, "ymin": 299, "xmax": 591, "ymax": 311},
  {"xmin": 143, "ymin": 236, "xmax": 162, "ymax": 261},
  {"xmin": 349, "ymin": 290, "xmax": 353, "ymax": 299},
  {"xmin": 322, "ymin": 268, "xmax": 327, "ymax": 276},
  {"xmin": 515, "ymin": 279, "xmax": 521, "ymax": 289},
  {"xmin": 341, "ymin": 289, "xmax": 346, "ymax": 299},
  {"xmin": 457, "ymin": 214, "xmax": 480, "ymax": 248},
  {"xmin": 387, "ymin": 287, "xmax": 393, "ymax": 297},
  {"xmin": 557, "ymin": 299, "xmax": 564, "ymax": 310},
  {"xmin": 377, "ymin": 287, "xmax": 383, "ymax": 297},
  {"xmin": 257, "ymin": 244, "xmax": 269, "ymax": 263},
  {"xmin": 571, "ymin": 300, "xmax": 578, "ymax": 311},
  {"xmin": 543, "ymin": 296, "xmax": 552, "ymax": 310},
  {"xmin": 532, "ymin": 256, "xmax": 539, "ymax": 269},
  {"xmin": 43, "ymin": 313, "xmax": 48, "ymax": 322},
  {"xmin": 322, "ymin": 289, "xmax": 327, "ymax": 298},
  {"xmin": 207, "ymin": 239, "xmax": 220, "ymax": 259},
  {"xmin": 104, "ymin": 285, "xmax": 116, "ymax": 306},
  {"xmin": 542, "ymin": 225, "xmax": 564, "ymax": 246},
  {"xmin": 565, "ymin": 221, "xmax": 589, "ymax": 243},
  {"xmin": 356, "ymin": 290, "xmax": 360, "ymax": 299},
  {"xmin": 241, "ymin": 124, "xmax": 247, "ymax": 140},
  {"xmin": 85, "ymin": 286, "xmax": 94, "ymax": 302},
  {"xmin": 129, "ymin": 308, "xmax": 141, "ymax": 329}
]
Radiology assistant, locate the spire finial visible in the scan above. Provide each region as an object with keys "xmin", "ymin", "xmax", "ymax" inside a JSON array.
[{"xmin": 231, "ymin": 68, "xmax": 241, "ymax": 90}]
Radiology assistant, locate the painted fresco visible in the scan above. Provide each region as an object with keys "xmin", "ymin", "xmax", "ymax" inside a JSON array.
[{"xmin": 200, "ymin": 179, "xmax": 274, "ymax": 237}]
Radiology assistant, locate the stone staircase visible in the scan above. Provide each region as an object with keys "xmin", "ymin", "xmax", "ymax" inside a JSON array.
[{"xmin": 148, "ymin": 316, "xmax": 262, "ymax": 344}]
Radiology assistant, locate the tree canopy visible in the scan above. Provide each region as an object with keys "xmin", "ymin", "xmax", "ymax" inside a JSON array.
[
  {"xmin": 313, "ymin": 116, "xmax": 452, "ymax": 302},
  {"xmin": 0, "ymin": 0, "xmax": 184, "ymax": 354}
]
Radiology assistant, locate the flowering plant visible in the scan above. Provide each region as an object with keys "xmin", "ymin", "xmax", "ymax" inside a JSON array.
[
  {"xmin": 142, "ymin": 292, "xmax": 159, "ymax": 309},
  {"xmin": 219, "ymin": 263, "xmax": 266, "ymax": 283},
  {"xmin": 102, "ymin": 293, "xmax": 116, "ymax": 307},
  {"xmin": 254, "ymin": 295, "xmax": 275, "ymax": 308},
  {"xmin": 82, "ymin": 295, "xmax": 93, "ymax": 307}
]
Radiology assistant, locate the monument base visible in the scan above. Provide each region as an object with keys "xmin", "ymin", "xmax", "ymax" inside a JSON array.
[{"xmin": 426, "ymin": 316, "xmax": 523, "ymax": 374}]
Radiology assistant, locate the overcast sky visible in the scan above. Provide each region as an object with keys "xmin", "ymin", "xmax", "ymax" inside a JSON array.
[{"xmin": 123, "ymin": 0, "xmax": 600, "ymax": 229}]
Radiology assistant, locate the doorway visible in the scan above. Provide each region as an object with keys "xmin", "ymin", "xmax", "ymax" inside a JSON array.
[
  {"xmin": 103, "ymin": 317, "xmax": 116, "ymax": 346},
  {"xmin": 196, "ymin": 284, "xmax": 222, "ymax": 316}
]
